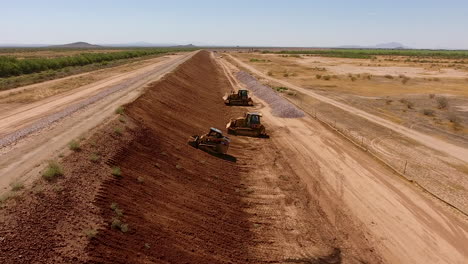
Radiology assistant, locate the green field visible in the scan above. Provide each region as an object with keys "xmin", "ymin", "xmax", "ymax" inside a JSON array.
[
  {"xmin": 261, "ymin": 49, "xmax": 468, "ymax": 59},
  {"xmin": 0, "ymin": 48, "xmax": 196, "ymax": 78}
]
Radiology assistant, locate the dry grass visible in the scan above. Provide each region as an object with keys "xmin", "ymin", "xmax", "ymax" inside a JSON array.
[
  {"xmin": 42, "ymin": 161, "xmax": 63, "ymax": 181},
  {"xmin": 436, "ymin": 96, "xmax": 449, "ymax": 109},
  {"xmin": 232, "ymin": 53, "xmax": 468, "ymax": 97},
  {"xmin": 111, "ymin": 167, "xmax": 122, "ymax": 177},
  {"xmin": 68, "ymin": 140, "xmax": 81, "ymax": 151},
  {"xmin": 84, "ymin": 228, "xmax": 98, "ymax": 239},
  {"xmin": 422, "ymin": 109, "xmax": 435, "ymax": 116},
  {"xmin": 89, "ymin": 153, "xmax": 100, "ymax": 163}
]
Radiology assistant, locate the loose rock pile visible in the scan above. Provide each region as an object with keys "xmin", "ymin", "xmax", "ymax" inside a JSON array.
[{"xmin": 236, "ymin": 71, "xmax": 305, "ymax": 118}]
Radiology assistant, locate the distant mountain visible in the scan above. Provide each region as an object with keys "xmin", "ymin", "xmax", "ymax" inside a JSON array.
[
  {"xmin": 47, "ymin": 42, "xmax": 102, "ymax": 48},
  {"xmin": 175, "ymin": 44, "xmax": 197, "ymax": 48},
  {"xmin": 104, "ymin": 42, "xmax": 179, "ymax": 47},
  {"xmin": 337, "ymin": 42, "xmax": 410, "ymax": 49}
]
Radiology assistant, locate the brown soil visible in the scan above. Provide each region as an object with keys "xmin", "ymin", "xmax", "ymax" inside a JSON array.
[{"xmin": 0, "ymin": 51, "xmax": 383, "ymax": 263}]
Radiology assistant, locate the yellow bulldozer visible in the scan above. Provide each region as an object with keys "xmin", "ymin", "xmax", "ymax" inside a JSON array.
[
  {"xmin": 188, "ymin": 127, "xmax": 231, "ymax": 154},
  {"xmin": 223, "ymin": 90, "xmax": 254, "ymax": 106},
  {"xmin": 226, "ymin": 112, "xmax": 268, "ymax": 137}
]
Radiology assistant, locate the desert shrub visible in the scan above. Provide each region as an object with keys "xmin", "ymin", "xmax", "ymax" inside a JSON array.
[
  {"xmin": 283, "ymin": 73, "xmax": 289, "ymax": 77},
  {"xmin": 323, "ymin": 75, "xmax": 331, "ymax": 80},
  {"xmin": 10, "ymin": 182, "xmax": 24, "ymax": 192},
  {"xmin": 88, "ymin": 153, "xmax": 99, "ymax": 163},
  {"xmin": 429, "ymin": 94, "xmax": 435, "ymax": 99},
  {"xmin": 448, "ymin": 113, "xmax": 460, "ymax": 123},
  {"xmin": 111, "ymin": 166, "xmax": 122, "ymax": 177},
  {"xmin": 406, "ymin": 101, "xmax": 414, "ymax": 109},
  {"xmin": 401, "ymin": 77, "xmax": 410, "ymax": 84},
  {"xmin": 115, "ymin": 106, "xmax": 125, "ymax": 115},
  {"xmin": 316, "ymin": 74, "xmax": 322, "ymax": 79},
  {"xmin": 114, "ymin": 208, "xmax": 124, "ymax": 217},
  {"xmin": 250, "ymin": 58, "xmax": 268, "ymax": 62},
  {"xmin": 84, "ymin": 229, "xmax": 98, "ymax": 239},
  {"xmin": 111, "ymin": 218, "xmax": 129, "ymax": 233},
  {"xmin": 110, "ymin": 202, "xmax": 118, "ymax": 210},
  {"xmin": 399, "ymin": 98, "xmax": 414, "ymax": 109},
  {"xmin": 275, "ymin": 86, "xmax": 288, "ymax": 92},
  {"xmin": 385, "ymin": 99, "xmax": 393, "ymax": 105},
  {"xmin": 436, "ymin": 96, "xmax": 448, "ymax": 109},
  {"xmin": 384, "ymin": 74, "xmax": 394, "ymax": 79},
  {"xmin": 42, "ymin": 161, "xmax": 63, "ymax": 181},
  {"xmin": 351, "ymin": 76, "xmax": 357, "ymax": 82},
  {"xmin": 114, "ymin": 126, "xmax": 123, "ymax": 136},
  {"xmin": 422, "ymin": 109, "xmax": 435, "ymax": 116},
  {"xmin": 68, "ymin": 140, "xmax": 81, "ymax": 151},
  {"xmin": 267, "ymin": 71, "xmax": 273, "ymax": 76}
]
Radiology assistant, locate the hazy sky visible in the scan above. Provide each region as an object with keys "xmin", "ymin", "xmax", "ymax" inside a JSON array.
[{"xmin": 2, "ymin": 0, "xmax": 468, "ymax": 49}]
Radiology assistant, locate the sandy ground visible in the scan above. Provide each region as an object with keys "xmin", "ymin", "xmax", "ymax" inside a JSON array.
[
  {"xmin": 228, "ymin": 54, "xmax": 468, "ymax": 164},
  {"xmin": 219, "ymin": 56, "xmax": 468, "ymax": 264},
  {"xmin": 0, "ymin": 52, "xmax": 195, "ymax": 195},
  {"xmin": 294, "ymin": 56, "xmax": 468, "ymax": 78}
]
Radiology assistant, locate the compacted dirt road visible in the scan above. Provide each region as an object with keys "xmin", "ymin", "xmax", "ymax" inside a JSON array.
[
  {"xmin": 0, "ymin": 52, "xmax": 194, "ymax": 194},
  {"xmin": 219, "ymin": 57, "xmax": 468, "ymax": 264}
]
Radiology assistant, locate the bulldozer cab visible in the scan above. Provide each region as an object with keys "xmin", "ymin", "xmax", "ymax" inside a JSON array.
[
  {"xmin": 238, "ymin": 90, "xmax": 249, "ymax": 99},
  {"xmin": 246, "ymin": 112, "xmax": 261, "ymax": 127},
  {"xmin": 208, "ymin": 127, "xmax": 224, "ymax": 138}
]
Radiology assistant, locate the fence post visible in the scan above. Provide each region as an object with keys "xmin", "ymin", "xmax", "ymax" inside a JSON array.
[{"xmin": 403, "ymin": 160, "xmax": 408, "ymax": 174}]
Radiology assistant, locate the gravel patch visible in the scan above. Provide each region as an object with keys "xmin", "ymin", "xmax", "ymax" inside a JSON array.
[
  {"xmin": 0, "ymin": 67, "xmax": 160, "ymax": 148},
  {"xmin": 236, "ymin": 71, "xmax": 305, "ymax": 118}
]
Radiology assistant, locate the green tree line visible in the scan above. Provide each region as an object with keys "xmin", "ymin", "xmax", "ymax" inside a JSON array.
[
  {"xmin": 0, "ymin": 48, "xmax": 193, "ymax": 78},
  {"xmin": 262, "ymin": 49, "xmax": 468, "ymax": 59}
]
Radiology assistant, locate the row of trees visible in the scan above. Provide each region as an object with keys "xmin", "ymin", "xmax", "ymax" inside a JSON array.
[
  {"xmin": 263, "ymin": 49, "xmax": 468, "ymax": 59},
  {"xmin": 0, "ymin": 48, "xmax": 190, "ymax": 78}
]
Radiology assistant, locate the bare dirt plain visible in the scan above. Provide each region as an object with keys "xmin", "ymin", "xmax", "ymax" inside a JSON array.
[
  {"xmin": 227, "ymin": 52, "xmax": 468, "ymax": 216},
  {"xmin": 0, "ymin": 50, "xmax": 467, "ymax": 264}
]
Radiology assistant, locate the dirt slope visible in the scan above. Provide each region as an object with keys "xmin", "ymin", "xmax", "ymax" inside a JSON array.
[
  {"xmin": 0, "ymin": 53, "xmax": 193, "ymax": 196},
  {"xmin": 86, "ymin": 51, "xmax": 257, "ymax": 263}
]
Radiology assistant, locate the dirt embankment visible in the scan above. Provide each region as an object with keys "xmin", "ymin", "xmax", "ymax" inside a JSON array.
[
  {"xmin": 86, "ymin": 51, "xmax": 258, "ymax": 263},
  {"xmin": 0, "ymin": 50, "xmax": 383, "ymax": 263}
]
